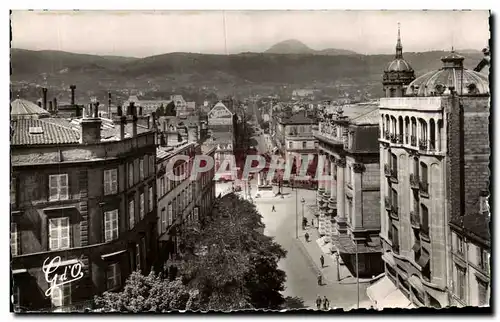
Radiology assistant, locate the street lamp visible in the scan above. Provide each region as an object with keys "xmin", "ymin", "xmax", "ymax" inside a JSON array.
[
  {"xmin": 301, "ymin": 197, "xmax": 305, "ymax": 220},
  {"xmin": 335, "ymin": 252, "xmax": 340, "ymax": 282},
  {"xmin": 293, "ymin": 183, "xmax": 298, "ymax": 239}
]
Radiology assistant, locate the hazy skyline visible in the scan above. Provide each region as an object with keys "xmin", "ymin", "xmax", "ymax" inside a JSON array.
[{"xmin": 11, "ymin": 10, "xmax": 490, "ymax": 58}]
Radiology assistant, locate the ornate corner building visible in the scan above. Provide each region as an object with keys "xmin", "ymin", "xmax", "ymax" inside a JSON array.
[{"xmin": 370, "ymin": 26, "xmax": 490, "ymax": 308}]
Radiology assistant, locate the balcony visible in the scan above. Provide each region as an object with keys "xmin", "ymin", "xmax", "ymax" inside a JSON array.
[
  {"xmin": 390, "ymin": 133, "xmax": 397, "ymax": 143},
  {"xmin": 385, "ymin": 196, "xmax": 392, "ymax": 211},
  {"xmin": 384, "ymin": 130, "xmax": 390, "ymax": 140},
  {"xmin": 405, "ymin": 134, "xmax": 409, "ymax": 144},
  {"xmin": 384, "ymin": 164, "xmax": 391, "ymax": 177},
  {"xmin": 410, "ymin": 211, "xmax": 420, "ymax": 228},
  {"xmin": 410, "ymin": 174, "xmax": 420, "ymax": 190},
  {"xmin": 411, "ymin": 135, "xmax": 417, "ymax": 147},
  {"xmin": 391, "ymin": 205, "xmax": 399, "ymax": 219},
  {"xmin": 419, "ymin": 181, "xmax": 429, "ymax": 197},
  {"xmin": 418, "ymin": 139, "xmax": 428, "ymax": 151}
]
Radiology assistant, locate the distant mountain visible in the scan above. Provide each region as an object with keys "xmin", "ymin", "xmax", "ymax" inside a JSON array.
[
  {"xmin": 10, "ymin": 48, "xmax": 485, "ymax": 102},
  {"xmin": 265, "ymin": 39, "xmax": 358, "ymax": 56}
]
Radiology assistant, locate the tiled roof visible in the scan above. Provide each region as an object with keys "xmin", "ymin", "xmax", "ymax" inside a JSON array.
[
  {"xmin": 11, "ymin": 118, "xmax": 80, "ymax": 145},
  {"xmin": 451, "ymin": 211, "xmax": 491, "ymax": 246},
  {"xmin": 11, "ymin": 99, "xmax": 50, "ymax": 119},
  {"xmin": 11, "ymin": 117, "xmax": 152, "ymax": 146}
]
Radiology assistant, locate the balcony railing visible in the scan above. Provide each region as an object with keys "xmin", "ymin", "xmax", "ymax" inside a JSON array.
[
  {"xmin": 410, "ymin": 174, "xmax": 420, "ymax": 190},
  {"xmin": 390, "ymin": 133, "xmax": 397, "ymax": 143},
  {"xmin": 384, "ymin": 130, "xmax": 390, "ymax": 140},
  {"xmin": 396, "ymin": 134, "xmax": 403, "ymax": 144},
  {"xmin": 410, "ymin": 211, "xmax": 420, "ymax": 228},
  {"xmin": 429, "ymin": 141, "xmax": 436, "ymax": 151},
  {"xmin": 419, "ymin": 181, "xmax": 429, "ymax": 196},
  {"xmin": 411, "ymin": 135, "xmax": 417, "ymax": 146},
  {"xmin": 385, "ymin": 196, "xmax": 392, "ymax": 211},
  {"xmin": 419, "ymin": 139, "xmax": 428, "ymax": 150},
  {"xmin": 405, "ymin": 134, "xmax": 409, "ymax": 144}
]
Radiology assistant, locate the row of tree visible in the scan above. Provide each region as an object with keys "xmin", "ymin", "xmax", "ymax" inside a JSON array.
[{"xmin": 95, "ymin": 193, "xmax": 302, "ymax": 312}]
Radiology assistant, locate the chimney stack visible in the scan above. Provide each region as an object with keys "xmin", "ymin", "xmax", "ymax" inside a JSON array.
[
  {"xmin": 49, "ymin": 101, "xmax": 53, "ymax": 113},
  {"xmin": 120, "ymin": 116, "xmax": 127, "ymax": 140},
  {"xmin": 94, "ymin": 102, "xmax": 100, "ymax": 118},
  {"xmin": 70, "ymin": 85, "xmax": 76, "ymax": 105},
  {"xmin": 108, "ymin": 92, "xmax": 112, "ymax": 118},
  {"xmin": 37, "ymin": 101, "xmax": 42, "ymax": 108},
  {"xmin": 42, "ymin": 88, "xmax": 48, "ymax": 111},
  {"xmin": 132, "ymin": 103, "xmax": 138, "ymax": 137},
  {"xmin": 139, "ymin": 106, "xmax": 143, "ymax": 116},
  {"xmin": 117, "ymin": 105, "xmax": 123, "ymax": 117},
  {"xmin": 53, "ymin": 97, "xmax": 58, "ymax": 113}
]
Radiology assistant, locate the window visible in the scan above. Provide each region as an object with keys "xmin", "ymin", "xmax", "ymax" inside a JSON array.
[
  {"xmin": 302, "ymin": 141, "xmax": 306, "ymax": 149},
  {"xmin": 149, "ymin": 155, "xmax": 154, "ymax": 175},
  {"xmin": 412, "ymin": 229, "xmax": 421, "ymax": 260},
  {"xmin": 478, "ymin": 279, "xmax": 489, "ymax": 306},
  {"xmin": 168, "ymin": 203, "xmax": 173, "ymax": 226},
  {"xmin": 392, "ymin": 224, "xmax": 400, "ymax": 253},
  {"xmin": 161, "ymin": 208, "xmax": 166, "ymax": 232},
  {"xmin": 392, "ymin": 188, "xmax": 398, "ymax": 209},
  {"xmin": 104, "ymin": 169, "xmax": 118, "ymax": 195},
  {"xmin": 104, "ymin": 210, "xmax": 119, "ymax": 242},
  {"xmin": 140, "ymin": 193, "xmax": 145, "ymax": 220},
  {"xmin": 148, "ymin": 186, "xmax": 153, "ymax": 213},
  {"xmin": 160, "ymin": 177, "xmax": 165, "ymax": 196},
  {"xmin": 128, "ymin": 162, "xmax": 134, "ymax": 188},
  {"xmin": 140, "ymin": 237, "xmax": 146, "ymax": 268},
  {"xmin": 11, "ymin": 222, "xmax": 19, "ymax": 256},
  {"xmin": 51, "ymin": 283, "xmax": 71, "ymax": 308},
  {"xmin": 421, "ymin": 162, "xmax": 428, "ymax": 184},
  {"xmin": 288, "ymin": 142, "xmax": 292, "ymax": 149},
  {"xmin": 421, "ymin": 204, "xmax": 429, "ymax": 238},
  {"xmin": 455, "ymin": 265, "xmax": 466, "ymax": 300},
  {"xmin": 135, "ymin": 243, "xmax": 141, "ymax": 272},
  {"xmin": 456, "ymin": 235, "xmax": 465, "ymax": 256},
  {"xmin": 139, "ymin": 158, "xmax": 144, "ymax": 180},
  {"xmin": 49, "ymin": 218, "xmax": 70, "ymax": 251},
  {"xmin": 106, "ymin": 263, "xmax": 121, "ymax": 290},
  {"xmin": 391, "ymin": 153, "xmax": 398, "ymax": 179},
  {"xmin": 129, "ymin": 199, "xmax": 135, "ymax": 229},
  {"xmin": 49, "ymin": 174, "xmax": 69, "ymax": 201},
  {"xmin": 478, "ymin": 248, "xmax": 489, "ymax": 272},
  {"xmin": 10, "ymin": 176, "xmax": 16, "ymax": 206}
]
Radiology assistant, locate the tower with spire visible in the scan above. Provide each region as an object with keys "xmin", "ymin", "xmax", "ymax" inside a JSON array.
[{"xmin": 382, "ymin": 23, "xmax": 416, "ymax": 97}]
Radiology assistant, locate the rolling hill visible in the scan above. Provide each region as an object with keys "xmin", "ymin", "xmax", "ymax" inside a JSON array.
[{"xmin": 264, "ymin": 39, "xmax": 358, "ymax": 56}]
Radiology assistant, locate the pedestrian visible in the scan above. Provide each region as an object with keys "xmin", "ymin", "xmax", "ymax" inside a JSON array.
[
  {"xmin": 317, "ymin": 273, "xmax": 322, "ymax": 286},
  {"xmin": 316, "ymin": 295, "xmax": 322, "ymax": 310},
  {"xmin": 311, "ymin": 218, "xmax": 315, "ymax": 227},
  {"xmin": 320, "ymin": 255, "xmax": 325, "ymax": 268},
  {"xmin": 272, "ymin": 205, "xmax": 276, "ymax": 212},
  {"xmin": 323, "ymin": 296, "xmax": 330, "ymax": 310},
  {"xmin": 304, "ymin": 232, "xmax": 309, "ymax": 242}
]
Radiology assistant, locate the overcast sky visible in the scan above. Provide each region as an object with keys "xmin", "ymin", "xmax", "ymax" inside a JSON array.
[{"xmin": 11, "ymin": 10, "xmax": 490, "ymax": 58}]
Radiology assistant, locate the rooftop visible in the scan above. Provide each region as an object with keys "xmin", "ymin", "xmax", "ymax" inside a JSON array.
[
  {"xmin": 280, "ymin": 110, "xmax": 317, "ymax": 125},
  {"xmin": 11, "ymin": 99, "xmax": 50, "ymax": 119},
  {"xmin": 11, "ymin": 117, "xmax": 152, "ymax": 146}
]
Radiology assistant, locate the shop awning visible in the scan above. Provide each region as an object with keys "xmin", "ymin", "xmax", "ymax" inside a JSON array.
[
  {"xmin": 101, "ymin": 249, "xmax": 127, "ymax": 260},
  {"xmin": 366, "ymin": 276, "xmax": 413, "ymax": 310}
]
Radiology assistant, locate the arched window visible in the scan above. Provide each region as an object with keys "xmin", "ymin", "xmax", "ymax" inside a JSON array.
[
  {"xmin": 411, "ymin": 117, "xmax": 417, "ymax": 146},
  {"xmin": 404, "ymin": 117, "xmax": 410, "ymax": 144},
  {"xmin": 398, "ymin": 116, "xmax": 404, "ymax": 143},
  {"xmin": 429, "ymin": 119, "xmax": 436, "ymax": 150}
]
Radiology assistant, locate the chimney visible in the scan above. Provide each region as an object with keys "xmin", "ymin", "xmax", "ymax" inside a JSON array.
[
  {"xmin": 49, "ymin": 101, "xmax": 53, "ymax": 113},
  {"xmin": 108, "ymin": 92, "xmax": 112, "ymax": 119},
  {"xmin": 53, "ymin": 97, "xmax": 58, "ymax": 113},
  {"xmin": 139, "ymin": 106, "xmax": 143, "ymax": 116},
  {"xmin": 117, "ymin": 105, "xmax": 123, "ymax": 117},
  {"xmin": 132, "ymin": 103, "xmax": 138, "ymax": 137},
  {"xmin": 120, "ymin": 116, "xmax": 127, "ymax": 140},
  {"xmin": 80, "ymin": 102, "xmax": 102, "ymax": 144},
  {"xmin": 37, "ymin": 101, "xmax": 42, "ymax": 108},
  {"xmin": 70, "ymin": 85, "xmax": 76, "ymax": 105},
  {"xmin": 42, "ymin": 88, "xmax": 48, "ymax": 110}
]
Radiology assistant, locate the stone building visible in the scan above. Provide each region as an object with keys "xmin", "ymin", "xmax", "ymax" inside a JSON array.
[
  {"xmin": 369, "ymin": 49, "xmax": 490, "ymax": 309},
  {"xmin": 314, "ymin": 103, "xmax": 382, "ymax": 278},
  {"xmin": 155, "ymin": 141, "xmax": 216, "ymax": 274},
  {"xmin": 10, "ymin": 100, "xmax": 157, "ymax": 312}
]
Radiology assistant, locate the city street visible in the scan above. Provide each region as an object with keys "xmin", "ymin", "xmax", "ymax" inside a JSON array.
[{"xmin": 246, "ymin": 129, "xmax": 370, "ymax": 310}]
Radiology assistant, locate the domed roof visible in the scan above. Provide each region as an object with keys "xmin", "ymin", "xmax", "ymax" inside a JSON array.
[
  {"xmin": 385, "ymin": 58, "xmax": 413, "ymax": 72},
  {"xmin": 405, "ymin": 51, "xmax": 489, "ymax": 97}
]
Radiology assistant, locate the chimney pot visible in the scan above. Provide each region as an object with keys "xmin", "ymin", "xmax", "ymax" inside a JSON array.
[
  {"xmin": 80, "ymin": 117, "xmax": 102, "ymax": 144},
  {"xmin": 94, "ymin": 102, "xmax": 99, "ymax": 118},
  {"xmin": 117, "ymin": 105, "xmax": 123, "ymax": 117},
  {"xmin": 42, "ymin": 88, "xmax": 48, "ymax": 111},
  {"xmin": 49, "ymin": 101, "xmax": 53, "ymax": 113}
]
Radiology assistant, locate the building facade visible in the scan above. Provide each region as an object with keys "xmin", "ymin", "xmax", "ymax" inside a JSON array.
[
  {"xmin": 10, "ymin": 102, "xmax": 157, "ymax": 312},
  {"xmin": 314, "ymin": 104, "xmax": 382, "ymax": 278},
  {"xmin": 155, "ymin": 142, "xmax": 216, "ymax": 274},
  {"xmin": 371, "ymin": 50, "xmax": 490, "ymax": 309},
  {"xmin": 206, "ymin": 101, "xmax": 237, "ymax": 173}
]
